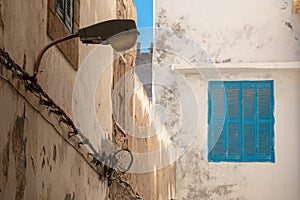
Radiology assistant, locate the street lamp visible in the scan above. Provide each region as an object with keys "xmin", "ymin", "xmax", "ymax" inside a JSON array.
[{"xmin": 33, "ymin": 19, "xmax": 138, "ymax": 78}]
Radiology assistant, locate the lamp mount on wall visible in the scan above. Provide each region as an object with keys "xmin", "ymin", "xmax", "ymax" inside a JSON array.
[{"xmin": 33, "ymin": 19, "xmax": 138, "ymax": 78}]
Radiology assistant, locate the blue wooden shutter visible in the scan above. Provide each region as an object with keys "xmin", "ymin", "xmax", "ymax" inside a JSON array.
[
  {"xmin": 208, "ymin": 82, "xmax": 226, "ymax": 161},
  {"xmin": 226, "ymin": 84, "xmax": 241, "ymax": 160},
  {"xmin": 256, "ymin": 81, "xmax": 274, "ymax": 162},
  {"xmin": 242, "ymin": 83, "xmax": 256, "ymax": 159},
  {"xmin": 208, "ymin": 81, "xmax": 274, "ymax": 162}
]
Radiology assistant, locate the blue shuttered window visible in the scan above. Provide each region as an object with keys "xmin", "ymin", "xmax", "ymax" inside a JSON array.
[
  {"xmin": 55, "ymin": 0, "xmax": 74, "ymax": 33},
  {"xmin": 208, "ymin": 81, "xmax": 275, "ymax": 162}
]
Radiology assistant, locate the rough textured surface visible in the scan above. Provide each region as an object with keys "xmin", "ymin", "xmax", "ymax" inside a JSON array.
[
  {"xmin": 156, "ymin": 0, "xmax": 300, "ymax": 63},
  {"xmin": 109, "ymin": 1, "xmax": 176, "ymax": 199},
  {"xmin": 12, "ymin": 108, "xmax": 27, "ymax": 200},
  {"xmin": 0, "ymin": 66, "xmax": 109, "ymax": 199},
  {"xmin": 173, "ymin": 68, "xmax": 300, "ymax": 200},
  {"xmin": 47, "ymin": 0, "xmax": 80, "ymax": 70},
  {"xmin": 0, "ymin": 0, "xmax": 142, "ymax": 199},
  {"xmin": 155, "ymin": 0, "xmax": 300, "ymax": 199}
]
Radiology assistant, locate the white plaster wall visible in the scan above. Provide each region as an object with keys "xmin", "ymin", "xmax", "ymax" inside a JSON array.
[
  {"xmin": 154, "ymin": 0, "xmax": 300, "ymax": 199},
  {"xmin": 156, "ymin": 0, "xmax": 300, "ymax": 63},
  {"xmin": 174, "ymin": 67, "xmax": 300, "ymax": 200}
]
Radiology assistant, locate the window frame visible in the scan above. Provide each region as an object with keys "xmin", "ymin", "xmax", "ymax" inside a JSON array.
[
  {"xmin": 55, "ymin": 0, "xmax": 74, "ymax": 34},
  {"xmin": 208, "ymin": 80, "xmax": 275, "ymax": 163},
  {"xmin": 47, "ymin": 0, "xmax": 79, "ymax": 70}
]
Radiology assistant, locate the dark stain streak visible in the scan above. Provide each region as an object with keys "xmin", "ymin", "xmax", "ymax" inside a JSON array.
[
  {"xmin": 284, "ymin": 22, "xmax": 293, "ymax": 30},
  {"xmin": 42, "ymin": 146, "xmax": 45, "ymax": 155},
  {"xmin": 64, "ymin": 192, "xmax": 75, "ymax": 200},
  {"xmin": 2, "ymin": 131, "xmax": 10, "ymax": 183},
  {"xmin": 12, "ymin": 105, "xmax": 27, "ymax": 200},
  {"xmin": 222, "ymin": 58, "xmax": 231, "ymax": 63},
  {"xmin": 215, "ymin": 58, "xmax": 231, "ymax": 63},
  {"xmin": 22, "ymin": 54, "xmax": 26, "ymax": 70},
  {"xmin": 53, "ymin": 145, "xmax": 57, "ymax": 162},
  {"xmin": 210, "ymin": 184, "xmax": 235, "ymax": 196},
  {"xmin": 42, "ymin": 158, "xmax": 45, "ymax": 169},
  {"xmin": 31, "ymin": 156, "xmax": 35, "ymax": 173},
  {"xmin": 41, "ymin": 146, "xmax": 46, "ymax": 169}
]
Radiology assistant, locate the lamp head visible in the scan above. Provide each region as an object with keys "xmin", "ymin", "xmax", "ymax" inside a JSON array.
[{"xmin": 78, "ymin": 19, "xmax": 138, "ymax": 52}]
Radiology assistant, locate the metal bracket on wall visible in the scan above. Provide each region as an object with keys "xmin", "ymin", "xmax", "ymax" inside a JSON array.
[{"xmin": 292, "ymin": 0, "xmax": 300, "ymax": 14}]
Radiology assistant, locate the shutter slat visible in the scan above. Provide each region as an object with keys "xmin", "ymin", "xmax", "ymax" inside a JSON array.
[
  {"xmin": 211, "ymin": 122, "xmax": 225, "ymax": 157},
  {"xmin": 57, "ymin": 0, "xmax": 64, "ymax": 9},
  {"xmin": 243, "ymin": 123, "xmax": 255, "ymax": 156},
  {"xmin": 212, "ymin": 88, "xmax": 225, "ymax": 120},
  {"xmin": 66, "ymin": 0, "xmax": 71, "ymax": 18},
  {"xmin": 228, "ymin": 122, "xmax": 240, "ymax": 156},
  {"xmin": 56, "ymin": 0, "xmax": 65, "ymax": 19},
  {"xmin": 243, "ymin": 88, "xmax": 255, "ymax": 120},
  {"xmin": 65, "ymin": 0, "xmax": 73, "ymax": 32},
  {"xmin": 258, "ymin": 88, "xmax": 270, "ymax": 119},
  {"xmin": 258, "ymin": 122, "xmax": 271, "ymax": 155},
  {"xmin": 228, "ymin": 88, "xmax": 239, "ymax": 119}
]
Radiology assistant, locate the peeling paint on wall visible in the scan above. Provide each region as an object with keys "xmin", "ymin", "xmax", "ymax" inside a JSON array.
[
  {"xmin": 64, "ymin": 192, "xmax": 75, "ymax": 200},
  {"xmin": 156, "ymin": 0, "xmax": 300, "ymax": 63}
]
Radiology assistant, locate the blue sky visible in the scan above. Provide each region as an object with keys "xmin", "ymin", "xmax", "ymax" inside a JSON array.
[{"xmin": 134, "ymin": 0, "xmax": 153, "ymax": 52}]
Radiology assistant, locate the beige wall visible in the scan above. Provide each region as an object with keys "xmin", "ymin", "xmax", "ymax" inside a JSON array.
[
  {"xmin": 0, "ymin": 0, "xmax": 116, "ymax": 117},
  {"xmin": 108, "ymin": 1, "xmax": 177, "ymax": 199},
  {"xmin": 127, "ymin": 75, "xmax": 176, "ymax": 200},
  {"xmin": 0, "ymin": 0, "xmax": 176, "ymax": 199},
  {"xmin": 0, "ymin": 0, "xmax": 132, "ymax": 199},
  {"xmin": 0, "ymin": 68, "xmax": 108, "ymax": 199}
]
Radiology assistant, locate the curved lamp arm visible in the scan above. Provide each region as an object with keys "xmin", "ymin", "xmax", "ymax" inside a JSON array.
[
  {"xmin": 32, "ymin": 19, "xmax": 138, "ymax": 79},
  {"xmin": 33, "ymin": 33, "xmax": 79, "ymax": 78}
]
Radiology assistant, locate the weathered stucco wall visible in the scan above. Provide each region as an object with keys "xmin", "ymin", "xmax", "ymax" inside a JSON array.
[
  {"xmin": 0, "ymin": 0, "xmax": 143, "ymax": 199},
  {"xmin": 0, "ymin": 0, "xmax": 116, "ymax": 118},
  {"xmin": 156, "ymin": 0, "xmax": 300, "ymax": 63},
  {"xmin": 127, "ymin": 75, "xmax": 176, "ymax": 200},
  {"xmin": 108, "ymin": 1, "xmax": 176, "ymax": 199},
  {"xmin": 0, "ymin": 63, "xmax": 109, "ymax": 199},
  {"xmin": 175, "ymin": 66, "xmax": 300, "ymax": 200},
  {"xmin": 154, "ymin": 0, "xmax": 300, "ymax": 199}
]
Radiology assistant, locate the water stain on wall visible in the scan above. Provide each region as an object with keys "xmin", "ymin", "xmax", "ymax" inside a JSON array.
[
  {"xmin": 53, "ymin": 145, "xmax": 57, "ymax": 163},
  {"xmin": 2, "ymin": 131, "xmax": 10, "ymax": 183},
  {"xmin": 12, "ymin": 105, "xmax": 27, "ymax": 200}
]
